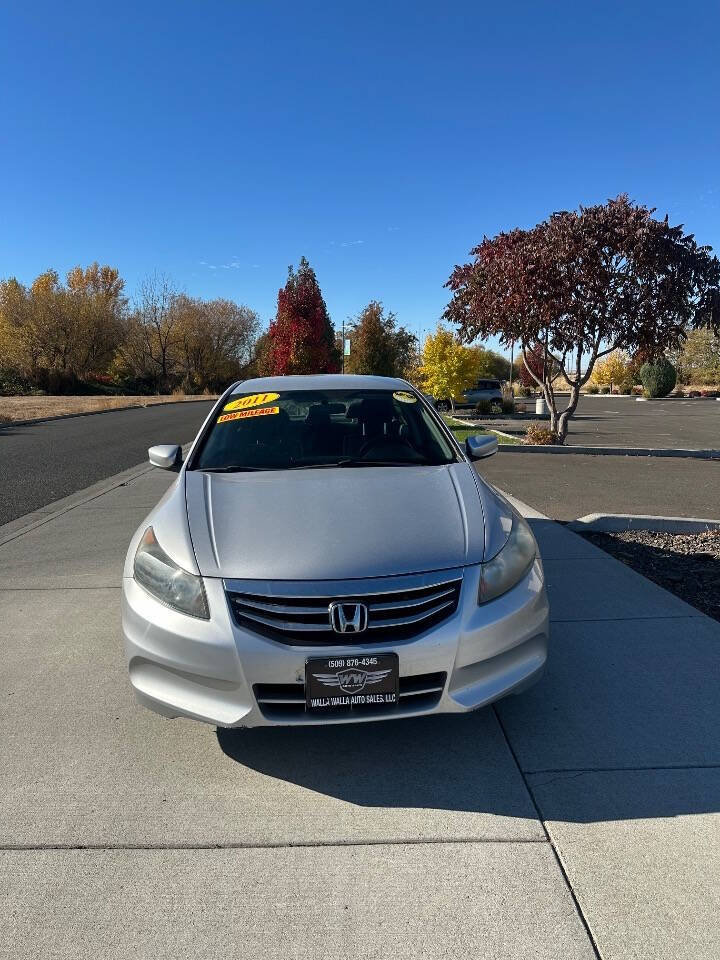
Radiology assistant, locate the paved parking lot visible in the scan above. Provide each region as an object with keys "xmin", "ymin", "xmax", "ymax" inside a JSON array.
[
  {"xmin": 480, "ymin": 394, "xmax": 720, "ymax": 448},
  {"xmin": 480, "ymin": 452, "xmax": 720, "ymax": 520},
  {"xmin": 2, "ymin": 464, "xmax": 719, "ymax": 958}
]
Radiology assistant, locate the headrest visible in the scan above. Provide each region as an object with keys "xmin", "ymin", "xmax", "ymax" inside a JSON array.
[
  {"xmin": 306, "ymin": 404, "xmax": 331, "ymax": 426},
  {"xmin": 348, "ymin": 397, "xmax": 394, "ymax": 425}
]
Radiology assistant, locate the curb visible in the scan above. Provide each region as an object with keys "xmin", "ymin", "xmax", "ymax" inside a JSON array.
[
  {"xmin": 491, "ymin": 429, "xmax": 520, "ymax": 442},
  {"xmin": 497, "ymin": 443, "xmax": 720, "ymax": 459},
  {"xmin": 493, "ymin": 487, "xmax": 549, "ymax": 520},
  {"xmin": 0, "ymin": 443, "xmax": 192, "ymax": 548},
  {"xmin": 0, "ymin": 396, "xmax": 217, "ymax": 429},
  {"xmin": 453, "ymin": 412, "xmax": 549, "ymax": 422},
  {"xmin": 0, "ymin": 461, "xmax": 156, "ymax": 547},
  {"xmin": 635, "ymin": 396, "xmax": 719, "ymax": 402},
  {"xmin": 568, "ymin": 513, "xmax": 720, "ymax": 534}
]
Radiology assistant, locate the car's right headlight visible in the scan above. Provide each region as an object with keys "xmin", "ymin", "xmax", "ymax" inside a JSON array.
[
  {"xmin": 479, "ymin": 514, "xmax": 537, "ymax": 604},
  {"xmin": 133, "ymin": 526, "xmax": 209, "ymax": 619}
]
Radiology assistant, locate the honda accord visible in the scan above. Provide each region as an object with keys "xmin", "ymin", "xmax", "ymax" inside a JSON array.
[{"xmin": 122, "ymin": 375, "xmax": 549, "ymax": 726}]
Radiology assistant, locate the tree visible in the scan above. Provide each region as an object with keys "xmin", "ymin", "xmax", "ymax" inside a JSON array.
[
  {"xmin": 65, "ymin": 263, "xmax": 126, "ymax": 377},
  {"xmin": 114, "ymin": 274, "xmax": 180, "ymax": 392},
  {"xmin": 513, "ymin": 341, "xmax": 550, "ymax": 388},
  {"xmin": 672, "ymin": 329, "xmax": 720, "ymax": 385},
  {"xmin": 265, "ymin": 257, "xmax": 340, "ymax": 375},
  {"xmin": 0, "ymin": 264, "xmax": 126, "ymax": 390},
  {"xmin": 174, "ymin": 296, "xmax": 259, "ymax": 391},
  {"xmin": 114, "ymin": 284, "xmax": 260, "ymax": 393},
  {"xmin": 0, "ymin": 278, "xmax": 35, "ymax": 372},
  {"xmin": 468, "ymin": 346, "xmax": 510, "ymax": 381},
  {"xmin": 591, "ymin": 350, "xmax": 632, "ymax": 391},
  {"xmin": 345, "ymin": 301, "xmax": 417, "ymax": 377},
  {"xmin": 445, "ymin": 195, "xmax": 720, "ymax": 442},
  {"xmin": 247, "ymin": 331, "xmax": 273, "ymax": 378},
  {"xmin": 419, "ymin": 326, "xmax": 478, "ymax": 412}
]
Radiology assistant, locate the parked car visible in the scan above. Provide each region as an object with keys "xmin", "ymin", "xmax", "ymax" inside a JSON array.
[
  {"xmin": 434, "ymin": 379, "xmax": 503, "ymax": 412},
  {"xmin": 122, "ymin": 375, "xmax": 549, "ymax": 728}
]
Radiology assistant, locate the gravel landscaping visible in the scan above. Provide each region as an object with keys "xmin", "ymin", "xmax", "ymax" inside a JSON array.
[{"xmin": 580, "ymin": 529, "xmax": 720, "ymax": 622}]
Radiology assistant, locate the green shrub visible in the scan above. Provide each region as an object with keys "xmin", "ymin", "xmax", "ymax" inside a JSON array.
[
  {"xmin": 524, "ymin": 423, "xmax": 558, "ymax": 445},
  {"xmin": 640, "ymin": 359, "xmax": 677, "ymax": 398},
  {"xmin": 501, "ymin": 397, "xmax": 515, "ymax": 414},
  {"xmin": 599, "ymin": 386, "xmax": 610, "ymax": 394},
  {"xmin": 586, "ymin": 384, "xmax": 599, "ymax": 395},
  {"xmin": 474, "ymin": 398, "xmax": 493, "ymax": 415}
]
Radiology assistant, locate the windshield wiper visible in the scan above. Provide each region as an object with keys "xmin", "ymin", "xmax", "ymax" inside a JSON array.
[
  {"xmin": 288, "ymin": 459, "xmax": 437, "ymax": 469},
  {"xmin": 202, "ymin": 459, "xmax": 452, "ymax": 472},
  {"xmin": 197, "ymin": 465, "xmax": 274, "ymax": 473}
]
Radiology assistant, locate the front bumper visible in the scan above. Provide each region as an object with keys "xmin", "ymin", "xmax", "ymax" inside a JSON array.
[{"xmin": 122, "ymin": 562, "xmax": 549, "ymax": 727}]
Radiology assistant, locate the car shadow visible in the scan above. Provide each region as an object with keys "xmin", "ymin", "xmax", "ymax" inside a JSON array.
[
  {"xmin": 217, "ymin": 708, "xmax": 531, "ymax": 815},
  {"xmin": 216, "ymin": 695, "xmax": 720, "ymax": 824}
]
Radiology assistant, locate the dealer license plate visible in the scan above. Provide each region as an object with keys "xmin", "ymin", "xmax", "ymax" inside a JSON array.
[{"xmin": 305, "ymin": 653, "xmax": 399, "ymax": 711}]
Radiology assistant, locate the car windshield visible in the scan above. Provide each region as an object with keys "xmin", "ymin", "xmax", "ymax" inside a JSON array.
[{"xmin": 191, "ymin": 388, "xmax": 459, "ymax": 471}]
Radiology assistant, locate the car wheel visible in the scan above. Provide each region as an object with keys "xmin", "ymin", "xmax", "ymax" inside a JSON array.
[{"xmin": 436, "ymin": 400, "xmax": 451, "ymax": 412}]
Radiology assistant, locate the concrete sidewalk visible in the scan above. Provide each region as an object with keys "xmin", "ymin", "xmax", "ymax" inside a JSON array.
[{"xmin": 1, "ymin": 466, "xmax": 719, "ymax": 959}]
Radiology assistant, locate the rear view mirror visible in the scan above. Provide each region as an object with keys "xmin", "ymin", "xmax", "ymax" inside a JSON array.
[
  {"xmin": 465, "ymin": 434, "xmax": 498, "ymax": 460},
  {"xmin": 148, "ymin": 444, "xmax": 182, "ymax": 470}
]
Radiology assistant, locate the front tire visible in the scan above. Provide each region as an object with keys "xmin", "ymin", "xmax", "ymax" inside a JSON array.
[{"xmin": 436, "ymin": 399, "xmax": 451, "ymax": 412}]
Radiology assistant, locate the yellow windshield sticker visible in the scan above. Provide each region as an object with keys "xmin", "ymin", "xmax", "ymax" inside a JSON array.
[
  {"xmin": 393, "ymin": 390, "xmax": 417, "ymax": 403},
  {"xmin": 217, "ymin": 406, "xmax": 279, "ymax": 424},
  {"xmin": 223, "ymin": 392, "xmax": 280, "ymax": 412}
]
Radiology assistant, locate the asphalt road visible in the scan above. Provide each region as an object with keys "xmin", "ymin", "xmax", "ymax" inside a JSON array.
[
  {"xmin": 479, "ymin": 451, "xmax": 720, "ymax": 521},
  {"xmin": 0, "ymin": 401, "xmax": 215, "ymax": 525},
  {"xmin": 475, "ymin": 395, "xmax": 720, "ymax": 448}
]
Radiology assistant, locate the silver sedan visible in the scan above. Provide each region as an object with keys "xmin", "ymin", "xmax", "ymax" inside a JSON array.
[{"xmin": 122, "ymin": 375, "xmax": 549, "ymax": 727}]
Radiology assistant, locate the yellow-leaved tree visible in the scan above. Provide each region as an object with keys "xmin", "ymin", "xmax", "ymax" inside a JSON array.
[
  {"xmin": 419, "ymin": 326, "xmax": 478, "ymax": 412},
  {"xmin": 591, "ymin": 349, "xmax": 632, "ymax": 391}
]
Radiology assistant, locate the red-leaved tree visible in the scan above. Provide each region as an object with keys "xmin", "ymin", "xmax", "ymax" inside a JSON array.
[
  {"xmin": 514, "ymin": 342, "xmax": 554, "ymax": 388},
  {"xmin": 445, "ymin": 196, "xmax": 720, "ymax": 442},
  {"xmin": 264, "ymin": 257, "xmax": 340, "ymax": 375}
]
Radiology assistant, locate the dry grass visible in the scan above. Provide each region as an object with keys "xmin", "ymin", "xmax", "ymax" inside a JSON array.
[{"xmin": 0, "ymin": 394, "xmax": 217, "ymax": 425}]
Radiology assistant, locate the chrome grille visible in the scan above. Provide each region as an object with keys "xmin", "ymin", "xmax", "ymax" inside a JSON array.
[
  {"xmin": 254, "ymin": 671, "xmax": 447, "ymax": 721},
  {"xmin": 226, "ymin": 575, "xmax": 462, "ymax": 645}
]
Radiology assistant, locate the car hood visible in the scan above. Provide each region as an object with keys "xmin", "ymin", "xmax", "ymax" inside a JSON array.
[{"xmin": 184, "ymin": 463, "xmax": 490, "ymax": 580}]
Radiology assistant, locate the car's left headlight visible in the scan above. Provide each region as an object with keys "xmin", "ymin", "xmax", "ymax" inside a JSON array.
[
  {"xmin": 479, "ymin": 514, "xmax": 537, "ymax": 604},
  {"xmin": 133, "ymin": 526, "xmax": 209, "ymax": 619}
]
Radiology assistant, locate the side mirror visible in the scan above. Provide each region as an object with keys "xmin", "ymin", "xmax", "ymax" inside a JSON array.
[
  {"xmin": 465, "ymin": 434, "xmax": 498, "ymax": 460},
  {"xmin": 148, "ymin": 444, "xmax": 182, "ymax": 471}
]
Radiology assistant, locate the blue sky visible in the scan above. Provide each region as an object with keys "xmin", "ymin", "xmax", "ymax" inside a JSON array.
[{"xmin": 1, "ymin": 0, "xmax": 718, "ymax": 350}]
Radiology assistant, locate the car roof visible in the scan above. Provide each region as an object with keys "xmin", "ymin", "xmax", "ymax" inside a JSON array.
[{"xmin": 230, "ymin": 374, "xmax": 414, "ymax": 394}]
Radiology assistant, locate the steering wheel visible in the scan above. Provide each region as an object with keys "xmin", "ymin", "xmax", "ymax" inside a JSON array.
[{"xmin": 358, "ymin": 435, "xmax": 416, "ymax": 459}]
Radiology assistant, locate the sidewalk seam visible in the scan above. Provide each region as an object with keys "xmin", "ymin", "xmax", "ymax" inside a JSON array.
[
  {"xmin": 493, "ymin": 704, "xmax": 604, "ymax": 960},
  {"xmin": 550, "ymin": 614, "xmax": 705, "ymax": 622},
  {"xmin": 0, "ymin": 838, "xmax": 549, "ymax": 851},
  {"xmin": 526, "ymin": 763, "xmax": 720, "ymax": 775}
]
